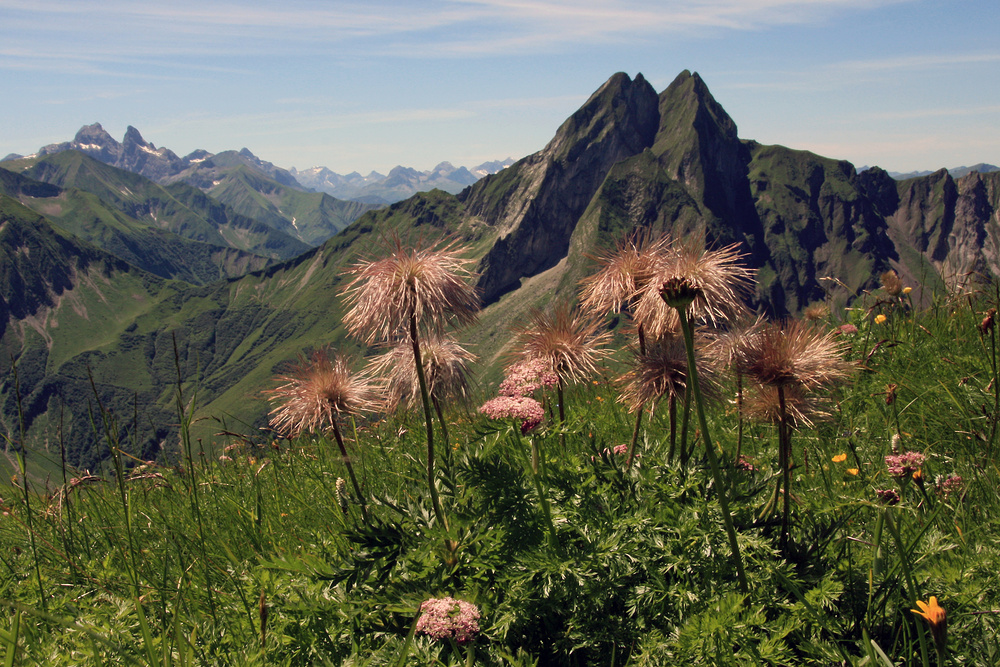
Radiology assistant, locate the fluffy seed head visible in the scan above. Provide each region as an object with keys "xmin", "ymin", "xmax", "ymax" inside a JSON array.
[
  {"xmin": 733, "ymin": 319, "xmax": 855, "ymax": 390},
  {"xmin": 341, "ymin": 237, "xmax": 479, "ymax": 344},
  {"xmin": 265, "ymin": 349, "xmax": 381, "ymax": 437},
  {"xmin": 512, "ymin": 303, "xmax": 612, "ymax": 385},
  {"xmin": 743, "ymin": 383, "xmax": 832, "ymax": 428},
  {"xmin": 367, "ymin": 333, "xmax": 476, "ymax": 410},
  {"xmin": 578, "ymin": 233, "xmax": 673, "ymax": 316},
  {"xmin": 617, "ymin": 332, "xmax": 718, "ymax": 414},
  {"xmin": 633, "ymin": 239, "xmax": 753, "ymax": 336}
]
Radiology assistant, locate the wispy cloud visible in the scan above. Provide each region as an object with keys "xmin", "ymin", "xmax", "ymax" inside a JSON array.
[{"xmin": 0, "ymin": 0, "xmax": 914, "ymax": 64}]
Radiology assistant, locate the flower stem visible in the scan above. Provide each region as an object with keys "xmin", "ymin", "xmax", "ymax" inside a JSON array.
[
  {"xmin": 410, "ymin": 311, "xmax": 448, "ymax": 531},
  {"xmin": 678, "ymin": 309, "xmax": 749, "ymax": 593},
  {"xmin": 330, "ymin": 419, "xmax": 369, "ymax": 523}
]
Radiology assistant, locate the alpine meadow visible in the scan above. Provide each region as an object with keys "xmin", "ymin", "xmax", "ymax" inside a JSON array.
[{"xmin": 3, "ymin": 70, "xmax": 1000, "ymax": 665}]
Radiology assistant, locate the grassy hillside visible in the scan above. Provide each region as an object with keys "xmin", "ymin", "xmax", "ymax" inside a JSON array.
[{"xmin": 1, "ymin": 270, "xmax": 998, "ymax": 664}]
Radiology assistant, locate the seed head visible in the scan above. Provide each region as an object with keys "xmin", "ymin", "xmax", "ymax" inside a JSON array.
[
  {"xmin": 368, "ymin": 333, "xmax": 475, "ymax": 410},
  {"xmin": 512, "ymin": 303, "xmax": 611, "ymax": 385},
  {"xmin": 578, "ymin": 233, "xmax": 672, "ymax": 316},
  {"xmin": 633, "ymin": 239, "xmax": 753, "ymax": 336},
  {"xmin": 265, "ymin": 349, "xmax": 381, "ymax": 437},
  {"xmin": 341, "ymin": 237, "xmax": 479, "ymax": 344},
  {"xmin": 617, "ymin": 332, "xmax": 718, "ymax": 414},
  {"xmin": 733, "ymin": 319, "xmax": 855, "ymax": 391}
]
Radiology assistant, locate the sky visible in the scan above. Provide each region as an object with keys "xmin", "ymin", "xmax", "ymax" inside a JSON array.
[{"xmin": 2, "ymin": 0, "xmax": 999, "ymax": 176}]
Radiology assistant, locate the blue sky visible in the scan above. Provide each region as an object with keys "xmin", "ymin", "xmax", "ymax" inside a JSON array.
[{"xmin": 2, "ymin": 0, "xmax": 999, "ymax": 175}]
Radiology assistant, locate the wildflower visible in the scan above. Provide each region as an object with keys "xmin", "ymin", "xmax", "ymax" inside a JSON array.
[
  {"xmin": 734, "ymin": 318, "xmax": 854, "ymax": 549},
  {"xmin": 335, "ymin": 477, "xmax": 349, "ymax": 515},
  {"xmin": 885, "ymin": 451, "xmax": 925, "ymax": 478},
  {"xmin": 266, "ymin": 349, "xmax": 380, "ymax": 437},
  {"xmin": 874, "ymin": 314, "xmax": 887, "ymax": 325},
  {"xmin": 341, "ymin": 237, "xmax": 479, "ymax": 344},
  {"xmin": 832, "ymin": 453, "xmax": 847, "ymax": 463},
  {"xmin": 415, "ymin": 597, "xmax": 481, "ymax": 644},
  {"xmin": 368, "ymin": 333, "xmax": 475, "ymax": 411},
  {"xmin": 885, "ymin": 383, "xmax": 898, "ymax": 405},
  {"xmin": 891, "ymin": 433, "xmax": 901, "ymax": 453},
  {"xmin": 804, "ymin": 303, "xmax": 830, "ymax": 321},
  {"xmin": 265, "ymin": 349, "xmax": 379, "ymax": 521},
  {"xmin": 837, "ymin": 323, "xmax": 858, "ymax": 335},
  {"xmin": 734, "ymin": 319, "xmax": 855, "ymax": 392},
  {"xmin": 579, "ymin": 232, "xmax": 671, "ymax": 317},
  {"xmin": 513, "ymin": 303, "xmax": 611, "ymax": 386},
  {"xmin": 511, "ymin": 302, "xmax": 611, "ymax": 442},
  {"xmin": 935, "ymin": 474, "xmax": 964, "ymax": 499},
  {"xmin": 980, "ymin": 308, "xmax": 996, "ymax": 335},
  {"xmin": 479, "ymin": 395, "xmax": 544, "ymax": 433},
  {"xmin": 341, "ymin": 237, "xmax": 480, "ymax": 529},
  {"xmin": 875, "ymin": 488, "xmax": 900, "ymax": 505},
  {"xmin": 911, "ymin": 596, "xmax": 947, "ymax": 652},
  {"xmin": 499, "ymin": 358, "xmax": 559, "ymax": 397},
  {"xmin": 846, "ymin": 468, "xmax": 859, "ymax": 476},
  {"xmin": 902, "ymin": 286, "xmax": 912, "ymax": 295},
  {"xmin": 632, "ymin": 239, "xmax": 753, "ymax": 337},
  {"xmin": 735, "ymin": 455, "xmax": 756, "ymax": 472}
]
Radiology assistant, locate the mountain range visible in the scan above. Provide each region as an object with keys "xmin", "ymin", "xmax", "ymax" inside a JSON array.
[
  {"xmin": 3, "ymin": 124, "xmax": 514, "ymax": 206},
  {"xmin": 3, "ymin": 69, "xmax": 1000, "ymax": 477}
]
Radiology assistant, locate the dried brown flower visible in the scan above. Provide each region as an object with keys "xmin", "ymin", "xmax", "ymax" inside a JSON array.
[
  {"xmin": 617, "ymin": 332, "xmax": 718, "ymax": 414},
  {"xmin": 341, "ymin": 237, "xmax": 479, "ymax": 344},
  {"xmin": 743, "ymin": 383, "xmax": 832, "ymax": 428},
  {"xmin": 266, "ymin": 349, "xmax": 381, "ymax": 437},
  {"xmin": 803, "ymin": 303, "xmax": 830, "ymax": 321},
  {"xmin": 881, "ymin": 269, "xmax": 903, "ymax": 297}
]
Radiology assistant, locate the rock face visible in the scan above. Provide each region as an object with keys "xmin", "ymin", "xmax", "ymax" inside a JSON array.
[
  {"xmin": 450, "ymin": 70, "xmax": 1000, "ymax": 312},
  {"xmin": 464, "ymin": 72, "xmax": 660, "ymax": 303}
]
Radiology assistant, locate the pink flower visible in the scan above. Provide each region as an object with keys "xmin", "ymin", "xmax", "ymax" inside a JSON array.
[
  {"xmin": 499, "ymin": 358, "xmax": 560, "ymax": 397},
  {"xmin": 875, "ymin": 488, "xmax": 900, "ymax": 505},
  {"xmin": 935, "ymin": 474, "xmax": 963, "ymax": 499},
  {"xmin": 479, "ymin": 395, "xmax": 544, "ymax": 433},
  {"xmin": 885, "ymin": 451, "xmax": 925, "ymax": 478},
  {"xmin": 415, "ymin": 597, "xmax": 481, "ymax": 644},
  {"xmin": 838, "ymin": 323, "xmax": 858, "ymax": 335}
]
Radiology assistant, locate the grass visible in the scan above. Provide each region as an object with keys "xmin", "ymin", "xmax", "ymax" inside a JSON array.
[{"xmin": 3, "ymin": 279, "xmax": 1000, "ymax": 665}]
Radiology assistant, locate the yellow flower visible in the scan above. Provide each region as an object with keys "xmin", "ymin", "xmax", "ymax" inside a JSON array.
[
  {"xmin": 912, "ymin": 596, "xmax": 947, "ymax": 648},
  {"xmin": 902, "ymin": 286, "xmax": 912, "ymax": 295},
  {"xmin": 846, "ymin": 468, "xmax": 859, "ymax": 476},
  {"xmin": 832, "ymin": 453, "xmax": 847, "ymax": 463},
  {"xmin": 875, "ymin": 314, "xmax": 887, "ymax": 325}
]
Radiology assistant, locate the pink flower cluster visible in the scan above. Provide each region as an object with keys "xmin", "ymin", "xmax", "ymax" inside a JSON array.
[
  {"xmin": 592, "ymin": 443, "xmax": 629, "ymax": 461},
  {"xmin": 499, "ymin": 359, "xmax": 559, "ymax": 397},
  {"xmin": 479, "ymin": 395, "xmax": 544, "ymax": 433},
  {"xmin": 837, "ymin": 323, "xmax": 858, "ymax": 335},
  {"xmin": 735, "ymin": 455, "xmax": 757, "ymax": 472},
  {"xmin": 935, "ymin": 474, "xmax": 963, "ymax": 499},
  {"xmin": 885, "ymin": 451, "xmax": 925, "ymax": 478},
  {"xmin": 415, "ymin": 597, "xmax": 481, "ymax": 644}
]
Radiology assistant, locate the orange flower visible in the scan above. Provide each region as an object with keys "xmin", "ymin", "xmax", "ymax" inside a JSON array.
[
  {"xmin": 912, "ymin": 596, "xmax": 947, "ymax": 649},
  {"xmin": 874, "ymin": 314, "xmax": 887, "ymax": 324},
  {"xmin": 846, "ymin": 468, "xmax": 859, "ymax": 476},
  {"xmin": 832, "ymin": 453, "xmax": 847, "ymax": 463}
]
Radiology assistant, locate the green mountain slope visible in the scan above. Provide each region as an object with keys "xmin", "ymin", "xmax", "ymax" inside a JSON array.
[
  {"xmin": 2, "ymin": 151, "xmax": 311, "ymax": 260},
  {"xmin": 0, "ymin": 163, "xmax": 275, "ymax": 284},
  {"xmin": 204, "ymin": 164, "xmax": 377, "ymax": 245}
]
